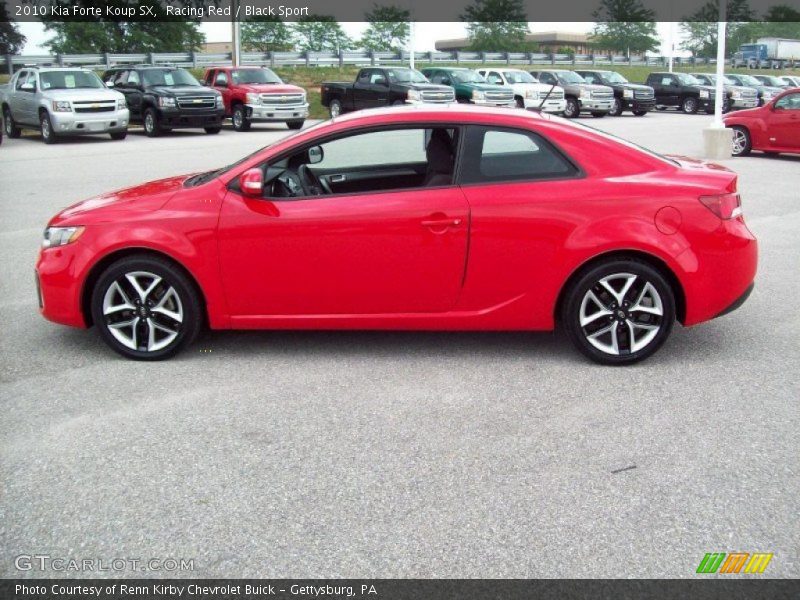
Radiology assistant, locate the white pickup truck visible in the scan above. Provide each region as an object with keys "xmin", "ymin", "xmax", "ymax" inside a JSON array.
[
  {"xmin": 1, "ymin": 67, "xmax": 129, "ymax": 143},
  {"xmin": 477, "ymin": 68, "xmax": 567, "ymax": 114}
]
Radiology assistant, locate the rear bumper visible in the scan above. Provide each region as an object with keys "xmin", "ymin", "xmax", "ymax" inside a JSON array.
[
  {"xmin": 714, "ymin": 282, "xmax": 754, "ymax": 319},
  {"xmin": 50, "ymin": 109, "xmax": 129, "ymax": 134},
  {"xmin": 246, "ymin": 103, "xmax": 309, "ymax": 121}
]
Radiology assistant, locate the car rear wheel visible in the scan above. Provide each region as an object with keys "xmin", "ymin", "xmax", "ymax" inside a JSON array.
[
  {"xmin": 4, "ymin": 107, "xmax": 21, "ymax": 138},
  {"xmin": 91, "ymin": 256, "xmax": 202, "ymax": 360},
  {"xmin": 562, "ymin": 260, "xmax": 675, "ymax": 365},
  {"xmin": 329, "ymin": 99, "xmax": 342, "ymax": 118},
  {"xmin": 232, "ymin": 104, "xmax": 251, "ymax": 131},
  {"xmin": 143, "ymin": 108, "xmax": 161, "ymax": 137},
  {"xmin": 730, "ymin": 126, "xmax": 751, "ymax": 157},
  {"xmin": 563, "ymin": 97, "xmax": 580, "ymax": 118},
  {"xmin": 681, "ymin": 96, "xmax": 699, "ymax": 114},
  {"xmin": 286, "ymin": 120, "xmax": 304, "ymax": 130},
  {"xmin": 40, "ymin": 112, "xmax": 57, "ymax": 144}
]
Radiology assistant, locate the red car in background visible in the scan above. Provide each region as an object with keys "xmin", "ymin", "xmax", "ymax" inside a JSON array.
[
  {"xmin": 725, "ymin": 87, "xmax": 800, "ymax": 156},
  {"xmin": 35, "ymin": 106, "xmax": 757, "ymax": 364},
  {"xmin": 203, "ymin": 66, "xmax": 308, "ymax": 131}
]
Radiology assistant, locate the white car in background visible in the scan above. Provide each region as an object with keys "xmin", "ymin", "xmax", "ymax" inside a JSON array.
[{"xmin": 477, "ymin": 68, "xmax": 567, "ymax": 114}]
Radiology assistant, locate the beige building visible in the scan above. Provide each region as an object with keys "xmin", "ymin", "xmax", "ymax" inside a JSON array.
[{"xmin": 202, "ymin": 41, "xmax": 234, "ymax": 54}]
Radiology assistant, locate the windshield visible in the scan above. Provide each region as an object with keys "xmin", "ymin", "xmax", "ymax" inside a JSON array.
[
  {"xmin": 734, "ymin": 74, "xmax": 760, "ymax": 86},
  {"xmin": 40, "ymin": 71, "xmax": 104, "ymax": 90},
  {"xmin": 142, "ymin": 68, "xmax": 200, "ymax": 87},
  {"xmin": 676, "ymin": 73, "xmax": 702, "ymax": 85},
  {"xmin": 601, "ymin": 71, "xmax": 628, "ymax": 84},
  {"xmin": 503, "ymin": 71, "xmax": 536, "ymax": 84},
  {"xmin": 387, "ymin": 69, "xmax": 428, "ymax": 84},
  {"xmin": 761, "ymin": 76, "xmax": 784, "ymax": 86},
  {"xmin": 231, "ymin": 68, "xmax": 282, "ymax": 84},
  {"xmin": 557, "ymin": 71, "xmax": 585, "ymax": 84},
  {"xmin": 452, "ymin": 70, "xmax": 486, "ymax": 84}
]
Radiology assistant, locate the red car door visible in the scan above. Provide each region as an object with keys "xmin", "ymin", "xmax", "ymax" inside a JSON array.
[
  {"xmin": 217, "ymin": 187, "xmax": 469, "ymax": 318},
  {"xmin": 767, "ymin": 91, "xmax": 800, "ymax": 149}
]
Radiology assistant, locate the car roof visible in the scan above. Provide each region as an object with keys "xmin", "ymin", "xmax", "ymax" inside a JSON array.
[{"xmin": 23, "ymin": 67, "xmax": 93, "ymax": 72}]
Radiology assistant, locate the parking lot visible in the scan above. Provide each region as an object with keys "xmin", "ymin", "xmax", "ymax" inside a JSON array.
[{"xmin": 1, "ymin": 111, "xmax": 798, "ymax": 578}]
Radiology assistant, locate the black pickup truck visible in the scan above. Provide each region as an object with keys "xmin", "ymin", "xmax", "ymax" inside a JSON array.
[
  {"xmin": 320, "ymin": 67, "xmax": 455, "ymax": 118},
  {"xmin": 102, "ymin": 66, "xmax": 225, "ymax": 136},
  {"xmin": 645, "ymin": 72, "xmax": 725, "ymax": 115},
  {"xmin": 575, "ymin": 70, "xmax": 655, "ymax": 116}
]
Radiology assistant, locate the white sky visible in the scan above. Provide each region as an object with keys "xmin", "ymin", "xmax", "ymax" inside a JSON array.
[{"xmin": 16, "ymin": 21, "xmax": 691, "ymax": 56}]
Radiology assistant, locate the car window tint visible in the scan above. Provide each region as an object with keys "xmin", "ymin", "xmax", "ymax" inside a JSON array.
[
  {"xmin": 127, "ymin": 70, "xmax": 140, "ymax": 85},
  {"xmin": 661, "ymin": 76, "xmax": 672, "ymax": 85},
  {"xmin": 15, "ymin": 71, "xmax": 28, "ymax": 90},
  {"xmin": 775, "ymin": 93, "xmax": 800, "ymax": 110},
  {"xmin": 461, "ymin": 126, "xmax": 577, "ymax": 184},
  {"xmin": 315, "ymin": 128, "xmax": 428, "ymax": 170}
]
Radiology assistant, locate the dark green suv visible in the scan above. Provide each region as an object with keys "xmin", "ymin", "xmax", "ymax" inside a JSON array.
[{"xmin": 421, "ymin": 67, "xmax": 514, "ymax": 107}]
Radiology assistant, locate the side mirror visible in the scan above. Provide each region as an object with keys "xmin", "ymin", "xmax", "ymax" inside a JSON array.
[
  {"xmin": 240, "ymin": 168, "xmax": 264, "ymax": 197},
  {"xmin": 308, "ymin": 145, "xmax": 323, "ymax": 164},
  {"xmin": 20, "ymin": 82, "xmax": 35, "ymax": 92},
  {"xmin": 106, "ymin": 81, "xmax": 115, "ymax": 88},
  {"xmin": 495, "ymin": 80, "xmax": 503, "ymax": 85}
]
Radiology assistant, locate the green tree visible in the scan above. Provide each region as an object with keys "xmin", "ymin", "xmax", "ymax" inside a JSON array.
[
  {"xmin": 360, "ymin": 5, "xmax": 410, "ymax": 52},
  {"xmin": 0, "ymin": 3, "xmax": 26, "ymax": 54},
  {"xmin": 241, "ymin": 17, "xmax": 295, "ymax": 52},
  {"xmin": 460, "ymin": 0, "xmax": 529, "ymax": 52},
  {"xmin": 590, "ymin": 0, "xmax": 660, "ymax": 57},
  {"xmin": 756, "ymin": 6, "xmax": 800, "ymax": 39},
  {"xmin": 293, "ymin": 16, "xmax": 353, "ymax": 52},
  {"xmin": 680, "ymin": 0, "xmax": 754, "ymax": 57}
]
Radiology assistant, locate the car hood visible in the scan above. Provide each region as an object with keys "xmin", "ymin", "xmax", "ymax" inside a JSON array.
[
  {"xmin": 617, "ymin": 83, "xmax": 652, "ymax": 92},
  {"xmin": 51, "ymin": 174, "xmax": 191, "ymax": 224},
  {"xmin": 44, "ymin": 88, "xmax": 123, "ymax": 100},
  {"xmin": 403, "ymin": 83, "xmax": 453, "ymax": 91},
  {"xmin": 150, "ymin": 85, "xmax": 217, "ymax": 97},
  {"xmin": 235, "ymin": 83, "xmax": 304, "ymax": 94},
  {"xmin": 574, "ymin": 83, "xmax": 612, "ymax": 92},
  {"xmin": 465, "ymin": 83, "xmax": 511, "ymax": 92}
]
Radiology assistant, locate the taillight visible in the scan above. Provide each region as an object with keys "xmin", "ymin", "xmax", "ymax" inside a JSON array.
[{"xmin": 699, "ymin": 193, "xmax": 742, "ymax": 220}]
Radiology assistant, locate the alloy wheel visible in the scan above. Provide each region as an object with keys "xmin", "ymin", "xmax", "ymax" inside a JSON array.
[
  {"xmin": 145, "ymin": 112, "xmax": 154, "ymax": 133},
  {"xmin": 731, "ymin": 128, "xmax": 748, "ymax": 155},
  {"xmin": 102, "ymin": 271, "xmax": 184, "ymax": 352},
  {"xmin": 578, "ymin": 272, "xmax": 664, "ymax": 356}
]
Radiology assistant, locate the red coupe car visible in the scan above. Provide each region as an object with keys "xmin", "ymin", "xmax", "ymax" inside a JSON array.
[
  {"xmin": 725, "ymin": 87, "xmax": 800, "ymax": 157},
  {"xmin": 36, "ymin": 106, "xmax": 757, "ymax": 364}
]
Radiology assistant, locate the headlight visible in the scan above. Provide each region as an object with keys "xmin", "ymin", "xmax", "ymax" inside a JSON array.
[
  {"xmin": 116, "ymin": 99, "xmax": 127, "ymax": 110},
  {"xmin": 42, "ymin": 226, "xmax": 84, "ymax": 249},
  {"xmin": 158, "ymin": 96, "xmax": 176, "ymax": 108},
  {"xmin": 732, "ymin": 91, "xmax": 742, "ymax": 99},
  {"xmin": 472, "ymin": 90, "xmax": 486, "ymax": 102},
  {"xmin": 580, "ymin": 89, "xmax": 591, "ymax": 99},
  {"xmin": 51, "ymin": 100, "xmax": 71, "ymax": 112},
  {"xmin": 623, "ymin": 89, "xmax": 634, "ymax": 98},
  {"xmin": 525, "ymin": 89, "xmax": 538, "ymax": 99},
  {"xmin": 215, "ymin": 94, "xmax": 223, "ymax": 108},
  {"xmin": 246, "ymin": 92, "xmax": 261, "ymax": 105},
  {"xmin": 407, "ymin": 89, "xmax": 421, "ymax": 102},
  {"xmin": 700, "ymin": 90, "xmax": 710, "ymax": 98},
  {"xmin": 301, "ymin": 92, "xmax": 307, "ymax": 104}
]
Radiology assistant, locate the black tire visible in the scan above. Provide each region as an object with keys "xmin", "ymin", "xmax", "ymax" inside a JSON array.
[
  {"xmin": 609, "ymin": 97, "xmax": 623, "ymax": 116},
  {"xmin": 90, "ymin": 255, "xmax": 202, "ymax": 361},
  {"xmin": 143, "ymin": 107, "xmax": 161, "ymax": 137},
  {"xmin": 204, "ymin": 126, "xmax": 221, "ymax": 134},
  {"xmin": 329, "ymin": 99, "xmax": 343, "ymax": 119},
  {"xmin": 40, "ymin": 111, "xmax": 57, "ymax": 144},
  {"xmin": 515, "ymin": 96, "xmax": 525, "ymax": 108},
  {"xmin": 286, "ymin": 120, "xmax": 304, "ymax": 130},
  {"xmin": 110, "ymin": 131, "xmax": 127, "ymax": 140},
  {"xmin": 232, "ymin": 104, "xmax": 250, "ymax": 131},
  {"xmin": 392, "ymin": 99, "xmax": 405, "ymax": 106},
  {"xmin": 632, "ymin": 109, "xmax": 649, "ymax": 116},
  {"xmin": 730, "ymin": 126, "xmax": 751, "ymax": 157},
  {"xmin": 4, "ymin": 107, "xmax": 21, "ymax": 138},
  {"xmin": 681, "ymin": 96, "xmax": 699, "ymax": 114},
  {"xmin": 561, "ymin": 259, "xmax": 675, "ymax": 365},
  {"xmin": 563, "ymin": 97, "xmax": 580, "ymax": 118},
  {"xmin": 591, "ymin": 111, "xmax": 606, "ymax": 118}
]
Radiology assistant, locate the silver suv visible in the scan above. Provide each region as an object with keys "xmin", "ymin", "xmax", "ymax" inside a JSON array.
[{"xmin": 1, "ymin": 67, "xmax": 129, "ymax": 143}]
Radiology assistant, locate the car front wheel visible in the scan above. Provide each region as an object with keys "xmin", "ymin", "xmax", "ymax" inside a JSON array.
[
  {"xmin": 286, "ymin": 120, "xmax": 304, "ymax": 130},
  {"xmin": 731, "ymin": 126, "xmax": 751, "ymax": 156},
  {"xmin": 563, "ymin": 98, "xmax": 580, "ymax": 118},
  {"xmin": 681, "ymin": 96, "xmax": 699, "ymax": 114},
  {"xmin": 90, "ymin": 256, "xmax": 202, "ymax": 360},
  {"xmin": 562, "ymin": 260, "xmax": 675, "ymax": 365},
  {"xmin": 609, "ymin": 98, "xmax": 623, "ymax": 116},
  {"xmin": 329, "ymin": 99, "xmax": 342, "ymax": 118},
  {"xmin": 232, "ymin": 104, "xmax": 250, "ymax": 131},
  {"xmin": 40, "ymin": 111, "xmax": 57, "ymax": 144},
  {"xmin": 143, "ymin": 108, "xmax": 161, "ymax": 137}
]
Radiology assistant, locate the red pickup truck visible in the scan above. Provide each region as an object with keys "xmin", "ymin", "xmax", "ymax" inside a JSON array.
[{"xmin": 203, "ymin": 66, "xmax": 308, "ymax": 131}]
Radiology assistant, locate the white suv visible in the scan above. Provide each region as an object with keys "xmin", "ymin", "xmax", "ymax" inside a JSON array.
[{"xmin": 478, "ymin": 68, "xmax": 567, "ymax": 114}]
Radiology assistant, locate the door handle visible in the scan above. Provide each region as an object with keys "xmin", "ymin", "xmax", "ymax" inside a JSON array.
[
  {"xmin": 330, "ymin": 174, "xmax": 346, "ymax": 182},
  {"xmin": 421, "ymin": 217, "xmax": 462, "ymax": 228}
]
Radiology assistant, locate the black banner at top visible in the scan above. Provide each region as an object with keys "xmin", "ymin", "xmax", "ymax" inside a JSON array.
[{"xmin": 4, "ymin": 0, "xmax": 800, "ymax": 22}]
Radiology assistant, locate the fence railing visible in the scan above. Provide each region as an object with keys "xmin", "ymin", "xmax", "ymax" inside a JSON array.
[{"xmin": 4, "ymin": 50, "xmax": 733, "ymax": 75}]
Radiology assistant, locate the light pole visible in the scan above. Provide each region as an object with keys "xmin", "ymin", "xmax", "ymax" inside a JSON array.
[
  {"xmin": 703, "ymin": 0, "xmax": 732, "ymax": 159},
  {"xmin": 231, "ymin": 0, "xmax": 241, "ymax": 67},
  {"xmin": 409, "ymin": 20, "xmax": 415, "ymax": 69}
]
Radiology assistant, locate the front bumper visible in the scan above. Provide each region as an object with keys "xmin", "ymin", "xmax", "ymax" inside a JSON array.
[
  {"xmin": 622, "ymin": 98, "xmax": 656, "ymax": 112},
  {"xmin": 524, "ymin": 97, "xmax": 567, "ymax": 113},
  {"xmin": 157, "ymin": 107, "xmax": 225, "ymax": 128},
  {"xmin": 35, "ymin": 244, "xmax": 89, "ymax": 328},
  {"xmin": 472, "ymin": 99, "xmax": 516, "ymax": 108},
  {"xmin": 49, "ymin": 109, "xmax": 129, "ymax": 134},
  {"xmin": 246, "ymin": 103, "xmax": 309, "ymax": 121},
  {"xmin": 578, "ymin": 98, "xmax": 614, "ymax": 112}
]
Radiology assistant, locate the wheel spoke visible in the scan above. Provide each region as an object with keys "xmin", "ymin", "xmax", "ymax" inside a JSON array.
[
  {"xmin": 103, "ymin": 281, "xmax": 134, "ymax": 316},
  {"xmin": 146, "ymin": 318, "xmax": 179, "ymax": 352},
  {"xmin": 151, "ymin": 287, "xmax": 183, "ymax": 323},
  {"xmin": 580, "ymin": 290, "xmax": 612, "ymax": 326},
  {"xmin": 630, "ymin": 282, "xmax": 663, "ymax": 316},
  {"xmin": 125, "ymin": 272, "xmax": 162, "ymax": 302},
  {"xmin": 586, "ymin": 324, "xmax": 620, "ymax": 355},
  {"xmin": 107, "ymin": 317, "xmax": 139, "ymax": 350},
  {"xmin": 599, "ymin": 273, "xmax": 637, "ymax": 305}
]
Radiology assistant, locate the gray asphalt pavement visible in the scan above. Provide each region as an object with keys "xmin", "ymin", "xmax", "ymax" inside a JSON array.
[{"xmin": 1, "ymin": 112, "xmax": 798, "ymax": 579}]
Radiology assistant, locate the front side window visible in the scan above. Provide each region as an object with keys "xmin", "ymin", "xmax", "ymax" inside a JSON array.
[
  {"xmin": 214, "ymin": 71, "xmax": 228, "ymax": 86},
  {"xmin": 15, "ymin": 70, "xmax": 29, "ymax": 90},
  {"xmin": 602, "ymin": 71, "xmax": 628, "ymax": 84},
  {"xmin": 556, "ymin": 71, "xmax": 585, "ymax": 84},
  {"xmin": 675, "ymin": 73, "xmax": 701, "ymax": 86},
  {"xmin": 386, "ymin": 69, "xmax": 428, "ymax": 84},
  {"xmin": 40, "ymin": 70, "xmax": 104, "ymax": 90},
  {"xmin": 231, "ymin": 68, "xmax": 281, "ymax": 84},
  {"xmin": 538, "ymin": 72, "xmax": 556, "ymax": 85},
  {"xmin": 460, "ymin": 126, "xmax": 578, "ymax": 185},
  {"xmin": 452, "ymin": 70, "xmax": 485, "ymax": 84},
  {"xmin": 504, "ymin": 71, "xmax": 535, "ymax": 84},
  {"xmin": 775, "ymin": 93, "xmax": 800, "ymax": 110}
]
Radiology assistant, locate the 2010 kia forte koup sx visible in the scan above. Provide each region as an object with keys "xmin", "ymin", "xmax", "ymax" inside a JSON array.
[{"xmin": 36, "ymin": 106, "xmax": 757, "ymax": 364}]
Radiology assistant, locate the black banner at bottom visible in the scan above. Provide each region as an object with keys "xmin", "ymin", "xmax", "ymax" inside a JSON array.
[{"xmin": 1, "ymin": 579, "xmax": 799, "ymax": 600}]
